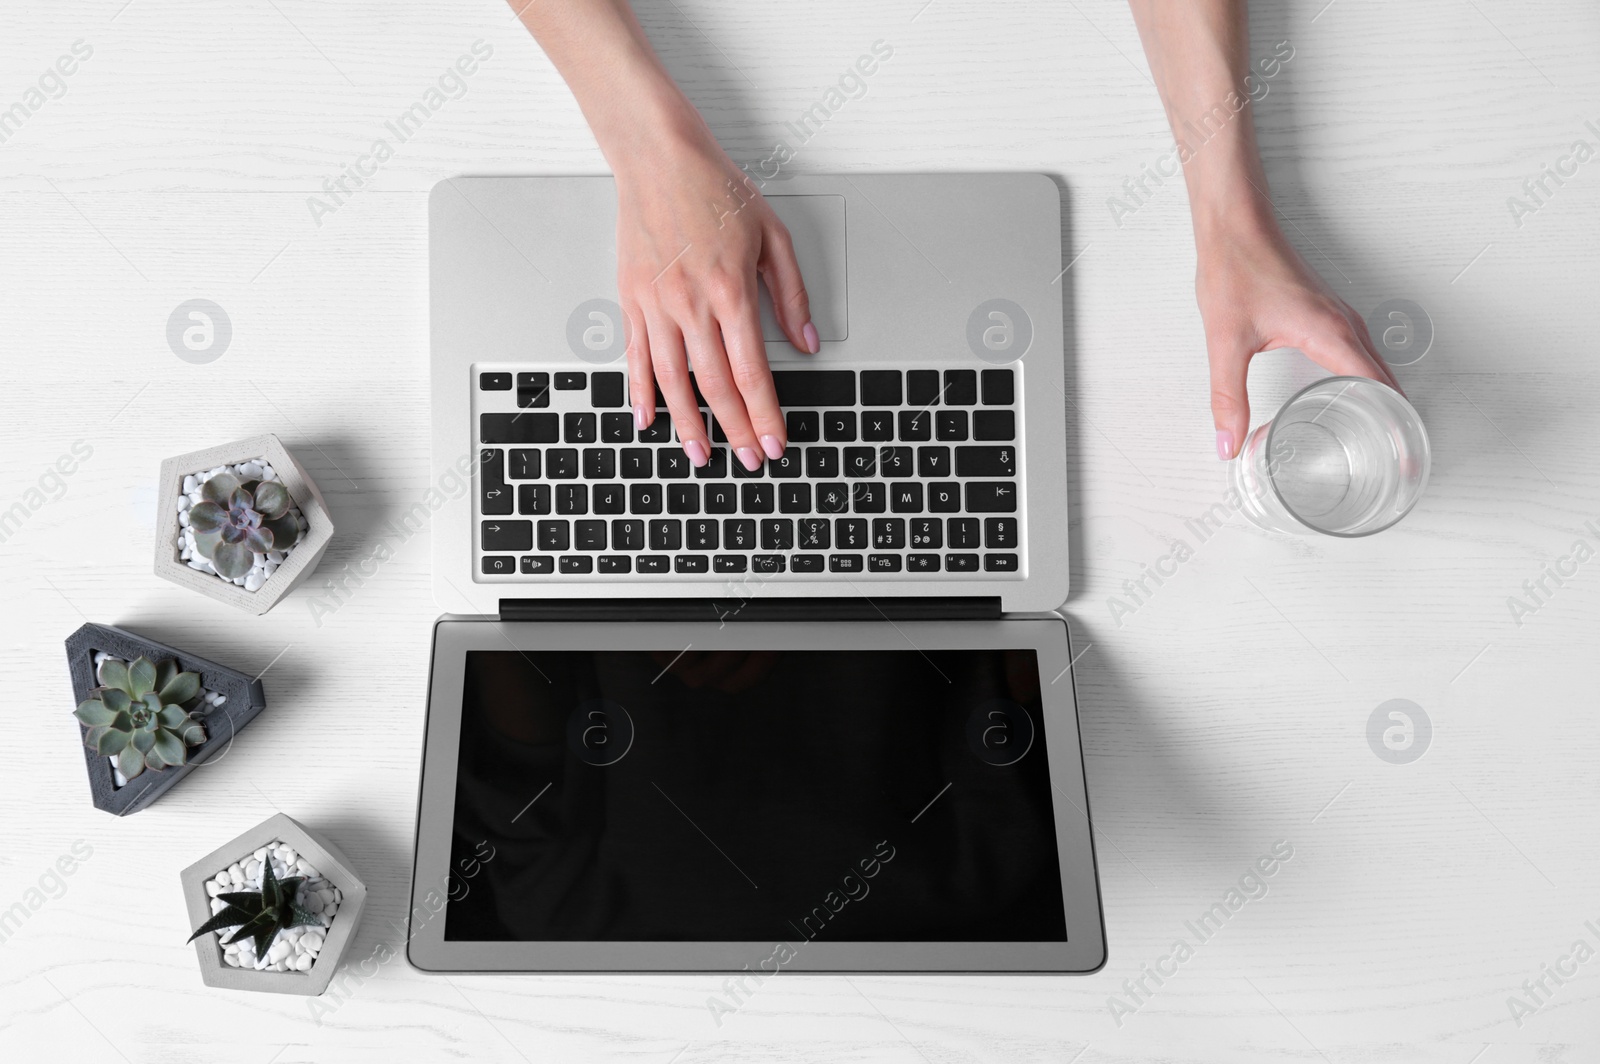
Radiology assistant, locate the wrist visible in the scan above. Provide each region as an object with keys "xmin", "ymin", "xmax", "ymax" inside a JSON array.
[{"xmin": 584, "ymin": 69, "xmax": 711, "ymax": 179}]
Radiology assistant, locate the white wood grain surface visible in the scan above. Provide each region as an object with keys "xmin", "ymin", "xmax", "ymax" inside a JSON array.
[{"xmin": 3, "ymin": 0, "xmax": 1598, "ymax": 1060}]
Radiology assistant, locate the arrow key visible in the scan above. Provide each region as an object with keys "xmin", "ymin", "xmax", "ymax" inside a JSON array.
[{"xmin": 481, "ymin": 520, "xmax": 532, "ymax": 552}]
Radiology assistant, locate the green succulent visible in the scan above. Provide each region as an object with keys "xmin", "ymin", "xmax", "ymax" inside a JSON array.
[
  {"xmin": 188, "ymin": 472, "xmax": 301, "ymax": 580},
  {"xmin": 74, "ymin": 656, "xmax": 206, "ymax": 781},
  {"xmin": 187, "ymin": 857, "xmax": 320, "ymax": 959}
]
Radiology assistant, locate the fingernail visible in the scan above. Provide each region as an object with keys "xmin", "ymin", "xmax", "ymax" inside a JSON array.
[
  {"xmin": 1216, "ymin": 430, "xmax": 1235, "ymax": 461},
  {"xmin": 634, "ymin": 404, "xmax": 649, "ymax": 430},
  {"xmin": 802, "ymin": 321, "xmax": 820, "ymax": 354},
  {"xmin": 760, "ymin": 434, "xmax": 785, "ymax": 461},
  {"xmin": 736, "ymin": 446, "xmax": 762, "ymax": 472},
  {"xmin": 684, "ymin": 439, "xmax": 709, "ymax": 467}
]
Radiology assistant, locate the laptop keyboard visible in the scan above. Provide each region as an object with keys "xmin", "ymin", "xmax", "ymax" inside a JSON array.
[{"xmin": 474, "ymin": 365, "xmax": 1022, "ymax": 579}]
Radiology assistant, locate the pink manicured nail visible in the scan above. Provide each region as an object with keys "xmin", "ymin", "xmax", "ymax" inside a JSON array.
[
  {"xmin": 634, "ymin": 404, "xmax": 650, "ymax": 430},
  {"xmin": 760, "ymin": 434, "xmax": 785, "ymax": 460},
  {"xmin": 684, "ymin": 439, "xmax": 709, "ymax": 467},
  {"xmin": 1216, "ymin": 430, "xmax": 1234, "ymax": 460},
  {"xmin": 736, "ymin": 446, "xmax": 762, "ymax": 471},
  {"xmin": 802, "ymin": 321, "xmax": 820, "ymax": 354}
]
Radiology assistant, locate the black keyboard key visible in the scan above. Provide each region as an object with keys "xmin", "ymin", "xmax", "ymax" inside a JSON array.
[
  {"xmin": 481, "ymin": 520, "xmax": 531, "ymax": 552},
  {"xmin": 985, "ymin": 517, "xmax": 1019, "ymax": 549},
  {"xmin": 537, "ymin": 520, "xmax": 569, "ymax": 551},
  {"xmin": 480, "ymin": 448, "xmax": 512, "ymax": 515},
  {"xmin": 945, "ymin": 553, "xmax": 979, "ymax": 572},
  {"xmin": 851, "ymin": 482, "xmax": 886, "ymax": 513},
  {"xmin": 966, "ymin": 481, "xmax": 1018, "ymax": 512},
  {"xmin": 779, "ymin": 483, "xmax": 811, "ymax": 514},
  {"xmin": 723, "ymin": 519, "xmax": 756, "ymax": 550},
  {"xmin": 620, "ymin": 448, "xmax": 652, "ymax": 478},
  {"xmin": 928, "ymin": 482, "xmax": 960, "ymax": 512},
  {"xmin": 520, "ymin": 554, "xmax": 554, "ymax": 574},
  {"xmin": 517, "ymin": 484, "xmax": 550, "ymax": 515},
  {"xmin": 907, "ymin": 369, "xmax": 940, "ymax": 407},
  {"xmin": 509, "ymin": 448, "xmax": 540, "ymax": 480},
  {"xmin": 772, "ymin": 370, "xmax": 855, "ymax": 406},
  {"xmin": 868, "ymin": 554, "xmax": 903, "ymax": 573},
  {"xmin": 844, "ymin": 447, "xmax": 876, "ymax": 477},
  {"xmin": 836, "ymin": 518, "xmax": 868, "ymax": 550},
  {"xmin": 612, "ymin": 519, "xmax": 645, "ymax": 550},
  {"xmin": 890, "ymin": 482, "xmax": 923, "ymax": 512},
  {"xmin": 829, "ymin": 554, "xmax": 864, "ymax": 573},
  {"xmin": 564, "ymin": 412, "xmax": 597, "ymax": 444},
  {"xmin": 583, "ymin": 448, "xmax": 616, "ymax": 479},
  {"xmin": 981, "ymin": 369, "xmax": 1015, "ymax": 405},
  {"xmin": 639, "ymin": 419, "xmax": 672, "ymax": 444},
  {"xmin": 591, "ymin": 372, "xmax": 624, "ymax": 408},
  {"xmin": 676, "ymin": 555, "xmax": 710, "ymax": 573},
  {"xmin": 936, "ymin": 410, "xmax": 969, "ymax": 441},
  {"xmin": 879, "ymin": 447, "xmax": 913, "ymax": 477},
  {"xmin": 907, "ymin": 553, "xmax": 940, "ymax": 572},
  {"xmin": 872, "ymin": 518, "xmax": 905, "ymax": 550},
  {"xmin": 792, "ymin": 554, "xmax": 824, "ymax": 573},
  {"xmin": 658, "ymin": 449, "xmax": 691, "ymax": 479},
  {"xmin": 598, "ymin": 555, "xmax": 631, "ymax": 573},
  {"xmin": 898, "ymin": 410, "xmax": 932, "ymax": 441},
  {"xmin": 910, "ymin": 518, "xmax": 942, "ymax": 549},
  {"xmin": 560, "ymin": 555, "xmax": 593, "ymax": 574},
  {"xmin": 674, "ymin": 413, "xmax": 706, "ymax": 444},
  {"xmin": 601, "ymin": 412, "xmax": 634, "ymax": 443},
  {"xmin": 556, "ymin": 484, "xmax": 587, "ymax": 514},
  {"xmin": 574, "ymin": 520, "xmax": 606, "ymax": 550},
  {"xmin": 805, "ymin": 446, "xmax": 840, "ymax": 478},
  {"xmin": 917, "ymin": 446, "xmax": 951, "ymax": 478},
  {"xmin": 705, "ymin": 483, "xmax": 738, "ymax": 513},
  {"xmin": 861, "ymin": 370, "xmax": 902, "ymax": 406},
  {"xmin": 481, "ymin": 412, "xmax": 557, "ymax": 444},
  {"xmin": 957, "ymin": 445, "xmax": 1017, "ymax": 477},
  {"xmin": 948, "ymin": 517, "xmax": 981, "ymax": 549},
  {"xmin": 741, "ymin": 483, "xmax": 775, "ymax": 513},
  {"xmin": 693, "ymin": 447, "xmax": 729, "ymax": 479},
  {"xmin": 732, "ymin": 455, "xmax": 764, "ymax": 479},
  {"xmin": 516, "ymin": 372, "xmax": 550, "ymax": 409},
  {"xmin": 714, "ymin": 555, "xmax": 747, "ymax": 573},
  {"xmin": 556, "ymin": 371, "xmax": 587, "ymax": 390},
  {"xmin": 817, "ymin": 483, "xmax": 850, "ymax": 514},
  {"xmin": 629, "ymin": 483, "xmax": 663, "ymax": 514},
  {"xmin": 824, "ymin": 411, "xmax": 857, "ymax": 442},
  {"xmin": 710, "ymin": 419, "xmax": 727, "ymax": 444},
  {"xmin": 546, "ymin": 449, "xmax": 578, "ymax": 479},
  {"xmin": 668, "ymin": 483, "xmax": 699, "ymax": 514},
  {"xmin": 637, "ymin": 555, "xmax": 670, "ymax": 573},
  {"xmin": 984, "ymin": 553, "xmax": 1019, "ymax": 572},
  {"xmin": 862, "ymin": 411, "xmax": 895, "ymax": 441},
  {"xmin": 761, "ymin": 519, "xmax": 794, "ymax": 550},
  {"xmin": 685, "ymin": 519, "xmax": 718, "ymax": 550},
  {"xmin": 973, "ymin": 410, "xmax": 1016, "ymax": 441},
  {"xmin": 787, "ymin": 411, "xmax": 820, "ymax": 442},
  {"xmin": 479, "ymin": 371, "xmax": 511, "ymax": 391},
  {"xmin": 798, "ymin": 518, "xmax": 830, "ymax": 550},
  {"xmin": 649, "ymin": 519, "xmax": 682, "ymax": 551},
  {"xmin": 943, "ymin": 370, "xmax": 977, "ymax": 406},
  {"xmin": 482, "ymin": 555, "xmax": 514, "ymax": 574},
  {"xmin": 593, "ymin": 484, "xmax": 625, "ymax": 514},
  {"xmin": 769, "ymin": 450, "xmax": 803, "ymax": 478},
  {"xmin": 752, "ymin": 555, "xmax": 786, "ymax": 574}
]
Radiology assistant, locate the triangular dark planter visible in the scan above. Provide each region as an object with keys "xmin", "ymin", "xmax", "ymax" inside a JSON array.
[{"xmin": 64, "ymin": 623, "xmax": 268, "ymax": 816}]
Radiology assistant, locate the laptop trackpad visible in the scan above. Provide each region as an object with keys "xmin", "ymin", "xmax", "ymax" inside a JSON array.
[{"xmin": 760, "ymin": 194, "xmax": 847, "ymax": 343}]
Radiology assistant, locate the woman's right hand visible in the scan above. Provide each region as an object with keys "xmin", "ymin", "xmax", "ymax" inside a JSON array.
[{"xmin": 611, "ymin": 108, "xmax": 818, "ymax": 471}]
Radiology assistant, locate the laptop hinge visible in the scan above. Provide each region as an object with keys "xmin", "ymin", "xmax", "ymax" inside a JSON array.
[{"xmin": 497, "ymin": 596, "xmax": 1002, "ymax": 623}]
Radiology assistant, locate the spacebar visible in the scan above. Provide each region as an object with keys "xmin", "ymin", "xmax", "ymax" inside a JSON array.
[{"xmin": 772, "ymin": 370, "xmax": 856, "ymax": 407}]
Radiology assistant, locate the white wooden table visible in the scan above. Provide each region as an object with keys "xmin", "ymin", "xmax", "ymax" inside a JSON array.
[{"xmin": 4, "ymin": 1, "xmax": 1598, "ymax": 1060}]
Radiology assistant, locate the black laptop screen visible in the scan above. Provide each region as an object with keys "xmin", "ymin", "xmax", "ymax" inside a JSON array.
[{"xmin": 443, "ymin": 648, "xmax": 1067, "ymax": 943}]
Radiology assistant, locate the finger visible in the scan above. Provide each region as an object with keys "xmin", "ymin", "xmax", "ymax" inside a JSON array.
[
  {"xmin": 685, "ymin": 321, "xmax": 764, "ymax": 472},
  {"xmin": 1206, "ymin": 332, "xmax": 1254, "ymax": 461},
  {"xmin": 1298, "ymin": 314, "xmax": 1402, "ymax": 394},
  {"xmin": 1341, "ymin": 304, "xmax": 1406, "ymax": 395},
  {"xmin": 646, "ymin": 315, "xmax": 711, "ymax": 468},
  {"xmin": 718, "ymin": 281, "xmax": 787, "ymax": 461},
  {"xmin": 758, "ymin": 219, "xmax": 817, "ymax": 354},
  {"xmin": 622, "ymin": 298, "xmax": 656, "ymax": 430}
]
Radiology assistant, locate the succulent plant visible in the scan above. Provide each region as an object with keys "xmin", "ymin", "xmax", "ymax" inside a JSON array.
[
  {"xmin": 74, "ymin": 656, "xmax": 206, "ymax": 781},
  {"xmin": 188, "ymin": 472, "xmax": 300, "ymax": 580},
  {"xmin": 187, "ymin": 856, "xmax": 320, "ymax": 959}
]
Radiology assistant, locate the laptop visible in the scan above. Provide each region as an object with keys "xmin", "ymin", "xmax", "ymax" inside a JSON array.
[{"xmin": 408, "ymin": 174, "xmax": 1105, "ymax": 973}]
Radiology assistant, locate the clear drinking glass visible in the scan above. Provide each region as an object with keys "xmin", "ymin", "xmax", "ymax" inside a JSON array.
[{"xmin": 1231, "ymin": 376, "xmax": 1431, "ymax": 537}]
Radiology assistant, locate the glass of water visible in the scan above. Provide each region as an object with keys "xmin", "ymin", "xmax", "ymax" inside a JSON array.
[{"xmin": 1231, "ymin": 376, "xmax": 1431, "ymax": 537}]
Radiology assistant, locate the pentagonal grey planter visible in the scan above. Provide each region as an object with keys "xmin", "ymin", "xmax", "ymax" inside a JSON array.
[
  {"xmin": 154, "ymin": 433, "xmax": 335, "ymax": 615},
  {"xmin": 65, "ymin": 623, "xmax": 268, "ymax": 816},
  {"xmin": 181, "ymin": 814, "xmax": 368, "ymax": 996}
]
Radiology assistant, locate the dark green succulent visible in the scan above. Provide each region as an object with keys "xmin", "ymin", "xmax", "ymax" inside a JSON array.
[
  {"xmin": 188, "ymin": 472, "xmax": 300, "ymax": 580},
  {"xmin": 187, "ymin": 857, "xmax": 320, "ymax": 959},
  {"xmin": 74, "ymin": 656, "xmax": 206, "ymax": 780}
]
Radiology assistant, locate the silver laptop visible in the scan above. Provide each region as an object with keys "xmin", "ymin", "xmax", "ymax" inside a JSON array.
[{"xmin": 408, "ymin": 174, "xmax": 1105, "ymax": 973}]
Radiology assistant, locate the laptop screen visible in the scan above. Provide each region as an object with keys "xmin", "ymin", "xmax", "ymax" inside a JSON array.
[{"xmin": 443, "ymin": 647, "xmax": 1067, "ymax": 943}]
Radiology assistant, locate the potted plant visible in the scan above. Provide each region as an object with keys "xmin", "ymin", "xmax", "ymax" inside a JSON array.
[
  {"xmin": 154, "ymin": 433, "xmax": 335, "ymax": 615},
  {"xmin": 64, "ymin": 623, "xmax": 268, "ymax": 816},
  {"xmin": 180, "ymin": 813, "xmax": 367, "ymax": 996}
]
